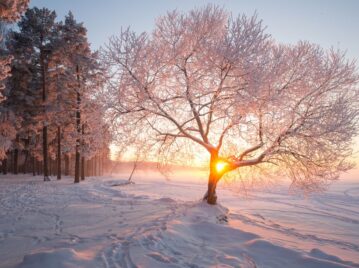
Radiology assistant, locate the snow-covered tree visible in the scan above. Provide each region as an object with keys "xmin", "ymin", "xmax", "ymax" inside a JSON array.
[
  {"xmin": 81, "ymin": 97, "xmax": 111, "ymax": 176},
  {"xmin": 0, "ymin": 108, "xmax": 18, "ymax": 161},
  {"xmin": 58, "ymin": 12, "xmax": 104, "ymax": 182},
  {"xmin": 0, "ymin": 0, "xmax": 29, "ymax": 164},
  {"xmin": 1, "ymin": 6, "xmax": 110, "ymax": 178},
  {"xmin": 3, "ymin": 54, "xmax": 37, "ymax": 173},
  {"xmin": 6, "ymin": 7, "xmax": 58, "ymax": 180},
  {"xmin": 103, "ymin": 6, "xmax": 359, "ymax": 204},
  {"xmin": 0, "ymin": 0, "xmax": 29, "ymax": 94},
  {"xmin": 0, "ymin": 0, "xmax": 29, "ymax": 22}
]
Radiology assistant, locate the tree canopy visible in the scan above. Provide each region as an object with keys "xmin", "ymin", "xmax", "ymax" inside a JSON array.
[{"xmin": 102, "ymin": 6, "xmax": 359, "ymax": 204}]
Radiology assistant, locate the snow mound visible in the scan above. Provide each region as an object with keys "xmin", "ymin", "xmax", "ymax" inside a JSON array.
[
  {"xmin": 1, "ymin": 175, "xmax": 358, "ymax": 267},
  {"xmin": 128, "ymin": 201, "xmax": 358, "ymax": 268},
  {"xmin": 16, "ymin": 248, "xmax": 97, "ymax": 268},
  {"xmin": 105, "ymin": 179, "xmax": 132, "ymax": 187},
  {"xmin": 156, "ymin": 197, "xmax": 177, "ymax": 203},
  {"xmin": 309, "ymin": 248, "xmax": 359, "ymax": 267}
]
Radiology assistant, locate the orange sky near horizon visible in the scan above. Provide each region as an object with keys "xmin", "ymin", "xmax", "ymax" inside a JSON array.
[{"xmin": 109, "ymin": 138, "xmax": 359, "ymax": 184}]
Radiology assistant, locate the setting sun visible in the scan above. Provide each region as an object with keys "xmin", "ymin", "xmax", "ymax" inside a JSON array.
[{"xmin": 216, "ymin": 161, "xmax": 228, "ymax": 173}]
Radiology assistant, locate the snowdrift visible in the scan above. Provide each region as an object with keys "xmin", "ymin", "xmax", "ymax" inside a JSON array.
[{"xmin": 0, "ymin": 175, "xmax": 357, "ymax": 267}]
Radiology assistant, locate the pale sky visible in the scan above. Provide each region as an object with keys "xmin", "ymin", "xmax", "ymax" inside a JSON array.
[{"xmin": 29, "ymin": 0, "xmax": 359, "ymax": 62}]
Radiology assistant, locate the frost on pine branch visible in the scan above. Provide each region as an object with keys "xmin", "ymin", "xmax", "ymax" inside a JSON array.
[
  {"xmin": 102, "ymin": 5, "xmax": 359, "ymax": 202},
  {"xmin": 0, "ymin": 0, "xmax": 29, "ymax": 160},
  {"xmin": 0, "ymin": 0, "xmax": 29, "ymax": 22},
  {"xmin": 0, "ymin": 0, "xmax": 29, "ymax": 96}
]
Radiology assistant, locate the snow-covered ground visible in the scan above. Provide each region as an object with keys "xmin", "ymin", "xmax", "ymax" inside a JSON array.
[{"xmin": 0, "ymin": 173, "xmax": 358, "ymax": 268}]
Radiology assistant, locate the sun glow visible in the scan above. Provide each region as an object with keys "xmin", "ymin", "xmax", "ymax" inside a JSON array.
[{"xmin": 216, "ymin": 161, "xmax": 228, "ymax": 173}]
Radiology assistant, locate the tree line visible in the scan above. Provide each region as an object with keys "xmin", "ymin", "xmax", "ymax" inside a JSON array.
[
  {"xmin": 0, "ymin": 3, "xmax": 111, "ymax": 182},
  {"xmin": 2, "ymin": 3, "xmax": 358, "ymax": 204}
]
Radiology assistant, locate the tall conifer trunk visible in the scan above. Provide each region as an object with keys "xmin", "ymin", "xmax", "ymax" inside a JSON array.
[
  {"xmin": 57, "ymin": 126, "xmax": 61, "ymax": 180},
  {"xmin": 74, "ymin": 65, "xmax": 81, "ymax": 183},
  {"xmin": 65, "ymin": 155, "xmax": 69, "ymax": 176},
  {"xmin": 99, "ymin": 152, "xmax": 103, "ymax": 176},
  {"xmin": 41, "ymin": 46, "xmax": 50, "ymax": 181},
  {"xmin": 23, "ymin": 136, "xmax": 30, "ymax": 173},
  {"xmin": 13, "ymin": 135, "xmax": 19, "ymax": 174},
  {"xmin": 32, "ymin": 156, "xmax": 36, "ymax": 176},
  {"xmin": 81, "ymin": 124, "xmax": 85, "ymax": 180},
  {"xmin": 93, "ymin": 156, "xmax": 96, "ymax": 176},
  {"xmin": 2, "ymin": 158, "xmax": 7, "ymax": 175},
  {"xmin": 23, "ymin": 151, "xmax": 28, "ymax": 174},
  {"xmin": 81, "ymin": 156, "xmax": 85, "ymax": 180}
]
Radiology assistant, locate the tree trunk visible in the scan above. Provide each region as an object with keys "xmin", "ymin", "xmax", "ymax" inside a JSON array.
[
  {"xmin": 203, "ymin": 153, "xmax": 222, "ymax": 205},
  {"xmin": 81, "ymin": 124, "xmax": 85, "ymax": 181},
  {"xmin": 98, "ymin": 153, "xmax": 102, "ymax": 176},
  {"xmin": 32, "ymin": 156, "xmax": 36, "ymax": 176},
  {"xmin": 2, "ymin": 158, "xmax": 7, "ymax": 175},
  {"xmin": 100, "ymin": 152, "xmax": 103, "ymax": 176},
  {"xmin": 95, "ymin": 155, "xmax": 99, "ymax": 176},
  {"xmin": 204, "ymin": 173, "xmax": 219, "ymax": 205},
  {"xmin": 81, "ymin": 157, "xmax": 85, "ymax": 180},
  {"xmin": 49, "ymin": 157, "xmax": 52, "ymax": 176},
  {"xmin": 88, "ymin": 158, "xmax": 92, "ymax": 176},
  {"xmin": 74, "ymin": 131, "xmax": 80, "ymax": 183},
  {"xmin": 86, "ymin": 158, "xmax": 89, "ymax": 176},
  {"xmin": 41, "ymin": 47, "xmax": 50, "ymax": 181},
  {"xmin": 9, "ymin": 151, "xmax": 13, "ymax": 174},
  {"xmin": 23, "ymin": 151, "xmax": 28, "ymax": 174},
  {"xmin": 74, "ymin": 65, "xmax": 81, "ymax": 184},
  {"xmin": 13, "ymin": 149, "xmax": 18, "ymax": 175},
  {"xmin": 57, "ymin": 126, "xmax": 61, "ymax": 180},
  {"xmin": 22, "ymin": 136, "xmax": 30, "ymax": 173},
  {"xmin": 53, "ymin": 159, "xmax": 55, "ymax": 176},
  {"xmin": 13, "ymin": 135, "xmax": 19, "ymax": 174},
  {"xmin": 42, "ymin": 127, "xmax": 49, "ymax": 180},
  {"xmin": 65, "ymin": 154, "xmax": 69, "ymax": 176},
  {"xmin": 36, "ymin": 160, "xmax": 40, "ymax": 175},
  {"xmin": 128, "ymin": 160, "xmax": 137, "ymax": 182}
]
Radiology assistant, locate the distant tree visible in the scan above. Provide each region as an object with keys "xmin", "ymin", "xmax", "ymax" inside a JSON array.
[
  {"xmin": 103, "ymin": 6, "xmax": 359, "ymax": 204},
  {"xmin": 82, "ymin": 99, "xmax": 111, "ymax": 176},
  {"xmin": 59, "ymin": 12, "xmax": 103, "ymax": 183}
]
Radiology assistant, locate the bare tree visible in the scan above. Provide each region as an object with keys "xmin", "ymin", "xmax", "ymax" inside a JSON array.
[{"xmin": 102, "ymin": 6, "xmax": 359, "ymax": 204}]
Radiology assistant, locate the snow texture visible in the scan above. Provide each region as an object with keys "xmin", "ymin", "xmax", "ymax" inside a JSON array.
[{"xmin": 0, "ymin": 174, "xmax": 358, "ymax": 267}]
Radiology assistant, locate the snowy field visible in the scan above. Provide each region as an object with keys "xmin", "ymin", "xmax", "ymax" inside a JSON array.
[{"xmin": 0, "ymin": 173, "xmax": 358, "ymax": 268}]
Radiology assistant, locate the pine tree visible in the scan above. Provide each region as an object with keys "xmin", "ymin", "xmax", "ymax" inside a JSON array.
[
  {"xmin": 5, "ymin": 34, "xmax": 39, "ymax": 173},
  {"xmin": 59, "ymin": 12, "xmax": 100, "ymax": 183},
  {"xmin": 0, "ymin": 0, "xmax": 29, "ymax": 22},
  {"xmin": 7, "ymin": 7, "xmax": 59, "ymax": 181},
  {"xmin": 0, "ymin": 0, "xmax": 29, "ymax": 164},
  {"xmin": 2, "ymin": 7, "xmax": 110, "ymax": 178},
  {"xmin": 0, "ymin": 0, "xmax": 29, "ymax": 93}
]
